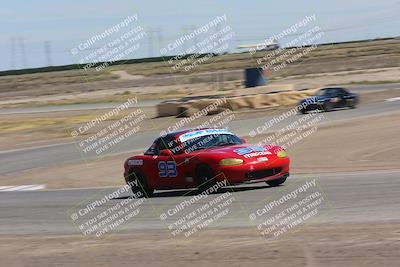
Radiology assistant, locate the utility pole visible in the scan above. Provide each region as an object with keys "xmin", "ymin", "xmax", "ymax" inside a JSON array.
[
  {"xmin": 10, "ymin": 37, "xmax": 16, "ymax": 69},
  {"xmin": 147, "ymin": 28, "xmax": 164, "ymax": 58},
  {"xmin": 188, "ymin": 25, "xmax": 198, "ymax": 53},
  {"xmin": 215, "ymin": 23, "xmax": 223, "ymax": 54},
  {"xmin": 147, "ymin": 27, "xmax": 154, "ymax": 58},
  {"xmin": 156, "ymin": 28, "xmax": 164, "ymax": 56},
  {"xmin": 44, "ymin": 40, "xmax": 52, "ymax": 66},
  {"xmin": 182, "ymin": 25, "xmax": 189, "ymax": 55},
  {"xmin": 18, "ymin": 37, "xmax": 27, "ymax": 68}
]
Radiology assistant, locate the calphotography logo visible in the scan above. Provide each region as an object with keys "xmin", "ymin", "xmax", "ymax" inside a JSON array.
[
  {"xmin": 69, "ymin": 97, "xmax": 147, "ymax": 157},
  {"xmin": 2, "ymin": 1, "xmax": 398, "ymax": 266},
  {"xmin": 251, "ymin": 14, "xmax": 325, "ymax": 74},
  {"xmin": 159, "ymin": 180, "xmax": 235, "ymax": 238},
  {"xmin": 161, "ymin": 14, "xmax": 235, "ymax": 73},
  {"xmin": 249, "ymin": 179, "xmax": 326, "ymax": 240},
  {"xmin": 68, "ymin": 183, "xmax": 146, "ymax": 238},
  {"xmin": 71, "ymin": 14, "xmax": 146, "ymax": 72}
]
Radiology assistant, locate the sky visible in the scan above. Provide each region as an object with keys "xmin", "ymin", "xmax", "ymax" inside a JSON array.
[{"xmin": 1, "ymin": 0, "xmax": 400, "ymax": 71}]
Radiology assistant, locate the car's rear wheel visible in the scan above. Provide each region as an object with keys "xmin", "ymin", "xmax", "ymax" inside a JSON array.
[
  {"xmin": 266, "ymin": 177, "xmax": 287, "ymax": 187},
  {"xmin": 128, "ymin": 171, "xmax": 154, "ymax": 198},
  {"xmin": 196, "ymin": 165, "xmax": 217, "ymax": 192}
]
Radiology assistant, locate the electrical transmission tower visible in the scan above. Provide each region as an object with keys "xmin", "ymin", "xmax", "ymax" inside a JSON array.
[
  {"xmin": 44, "ymin": 41, "xmax": 52, "ymax": 66},
  {"xmin": 18, "ymin": 37, "xmax": 28, "ymax": 68},
  {"xmin": 10, "ymin": 37, "xmax": 16, "ymax": 69}
]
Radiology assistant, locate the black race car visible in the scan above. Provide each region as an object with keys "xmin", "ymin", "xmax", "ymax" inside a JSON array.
[{"xmin": 299, "ymin": 87, "xmax": 358, "ymax": 114}]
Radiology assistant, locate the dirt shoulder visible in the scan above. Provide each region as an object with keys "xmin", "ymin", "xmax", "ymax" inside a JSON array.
[
  {"xmin": 271, "ymin": 110, "xmax": 400, "ymax": 174},
  {"xmin": 1, "ymin": 110, "xmax": 399, "ymax": 189},
  {"xmin": 1, "ymin": 222, "xmax": 399, "ymax": 267}
]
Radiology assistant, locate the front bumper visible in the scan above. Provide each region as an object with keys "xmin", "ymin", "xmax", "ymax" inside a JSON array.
[
  {"xmin": 243, "ymin": 172, "xmax": 289, "ymax": 184},
  {"xmin": 214, "ymin": 157, "xmax": 290, "ymax": 185},
  {"xmin": 302, "ymin": 102, "xmax": 324, "ymax": 111}
]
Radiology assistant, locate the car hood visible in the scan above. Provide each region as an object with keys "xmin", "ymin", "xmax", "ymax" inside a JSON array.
[{"xmin": 194, "ymin": 144, "xmax": 281, "ymax": 162}]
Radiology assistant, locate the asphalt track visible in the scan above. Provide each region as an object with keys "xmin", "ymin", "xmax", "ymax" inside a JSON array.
[
  {"xmin": 1, "ymin": 99, "xmax": 399, "ymax": 175},
  {"xmin": 0, "ymin": 170, "xmax": 399, "ymax": 235},
  {"xmin": 1, "ymin": 84, "xmax": 399, "ymax": 116},
  {"xmin": 0, "ymin": 84, "xmax": 399, "ymax": 237}
]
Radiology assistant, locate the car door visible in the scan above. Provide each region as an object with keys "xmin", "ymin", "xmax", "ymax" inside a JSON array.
[
  {"xmin": 150, "ymin": 137, "xmax": 188, "ymax": 189},
  {"xmin": 336, "ymin": 88, "xmax": 349, "ymax": 108},
  {"xmin": 340, "ymin": 88, "xmax": 356, "ymax": 107}
]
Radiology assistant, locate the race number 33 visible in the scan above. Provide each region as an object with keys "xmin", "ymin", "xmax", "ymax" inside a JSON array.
[{"xmin": 158, "ymin": 161, "xmax": 177, "ymax": 177}]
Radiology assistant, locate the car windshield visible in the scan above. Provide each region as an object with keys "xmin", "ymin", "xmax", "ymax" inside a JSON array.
[
  {"xmin": 317, "ymin": 88, "xmax": 336, "ymax": 96},
  {"xmin": 182, "ymin": 134, "xmax": 242, "ymax": 154}
]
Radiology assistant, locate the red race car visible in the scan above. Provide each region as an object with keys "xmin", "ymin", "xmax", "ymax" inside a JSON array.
[{"xmin": 124, "ymin": 128, "xmax": 290, "ymax": 197}]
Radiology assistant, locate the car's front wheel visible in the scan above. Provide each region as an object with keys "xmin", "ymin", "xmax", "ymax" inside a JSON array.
[
  {"xmin": 348, "ymin": 101, "xmax": 357, "ymax": 109},
  {"xmin": 266, "ymin": 177, "xmax": 287, "ymax": 187}
]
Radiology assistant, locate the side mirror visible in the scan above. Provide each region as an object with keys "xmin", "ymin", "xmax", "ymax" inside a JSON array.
[
  {"xmin": 160, "ymin": 149, "xmax": 173, "ymax": 156},
  {"xmin": 240, "ymin": 138, "xmax": 247, "ymax": 144}
]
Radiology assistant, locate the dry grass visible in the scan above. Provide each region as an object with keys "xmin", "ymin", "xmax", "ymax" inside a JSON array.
[{"xmin": 1, "ymin": 39, "xmax": 399, "ymax": 92}]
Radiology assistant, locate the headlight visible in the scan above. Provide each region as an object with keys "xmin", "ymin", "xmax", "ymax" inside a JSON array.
[
  {"xmin": 277, "ymin": 150, "xmax": 288, "ymax": 158},
  {"xmin": 219, "ymin": 158, "xmax": 244, "ymax": 166}
]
